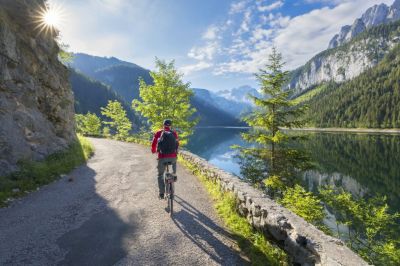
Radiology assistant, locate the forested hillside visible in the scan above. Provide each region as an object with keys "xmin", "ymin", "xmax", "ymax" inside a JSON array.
[
  {"xmin": 70, "ymin": 69, "xmax": 140, "ymax": 125},
  {"xmin": 299, "ymin": 44, "xmax": 400, "ymax": 128}
]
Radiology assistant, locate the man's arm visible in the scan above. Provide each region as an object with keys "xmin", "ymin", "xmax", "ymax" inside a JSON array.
[
  {"xmin": 151, "ymin": 131, "xmax": 160, "ymax": 153},
  {"xmin": 173, "ymin": 131, "xmax": 179, "ymax": 152}
]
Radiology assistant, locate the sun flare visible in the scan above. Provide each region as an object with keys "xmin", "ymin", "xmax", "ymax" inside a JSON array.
[{"xmin": 33, "ymin": 3, "xmax": 65, "ymax": 35}]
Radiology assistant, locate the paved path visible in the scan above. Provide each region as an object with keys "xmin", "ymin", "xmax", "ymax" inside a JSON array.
[{"xmin": 0, "ymin": 138, "xmax": 247, "ymax": 266}]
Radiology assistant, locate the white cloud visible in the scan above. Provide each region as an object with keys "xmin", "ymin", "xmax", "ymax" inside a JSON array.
[
  {"xmin": 229, "ymin": 0, "xmax": 248, "ymax": 14},
  {"xmin": 188, "ymin": 42, "xmax": 219, "ymax": 61},
  {"xmin": 202, "ymin": 25, "xmax": 219, "ymax": 40},
  {"xmin": 180, "ymin": 61, "xmax": 212, "ymax": 75},
  {"xmin": 258, "ymin": 1, "xmax": 284, "ymax": 12}
]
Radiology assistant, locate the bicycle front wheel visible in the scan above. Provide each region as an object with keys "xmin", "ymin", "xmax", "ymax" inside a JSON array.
[{"xmin": 168, "ymin": 183, "xmax": 173, "ymax": 216}]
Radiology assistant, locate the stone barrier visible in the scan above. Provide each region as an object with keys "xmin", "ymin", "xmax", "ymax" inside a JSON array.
[{"xmin": 179, "ymin": 150, "xmax": 369, "ymax": 266}]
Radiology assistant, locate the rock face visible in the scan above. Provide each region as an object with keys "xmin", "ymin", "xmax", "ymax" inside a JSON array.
[
  {"xmin": 179, "ymin": 151, "xmax": 369, "ymax": 265},
  {"xmin": 288, "ymin": 18, "xmax": 400, "ymax": 94},
  {"xmin": 329, "ymin": 0, "xmax": 400, "ymax": 49},
  {"xmin": 0, "ymin": 0, "xmax": 76, "ymax": 175}
]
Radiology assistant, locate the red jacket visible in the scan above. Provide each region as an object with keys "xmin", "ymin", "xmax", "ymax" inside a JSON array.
[{"xmin": 151, "ymin": 127, "xmax": 179, "ymax": 159}]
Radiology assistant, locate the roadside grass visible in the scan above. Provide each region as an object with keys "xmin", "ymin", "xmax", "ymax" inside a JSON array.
[
  {"xmin": 179, "ymin": 156, "xmax": 289, "ymax": 266},
  {"xmin": 0, "ymin": 135, "xmax": 94, "ymax": 207}
]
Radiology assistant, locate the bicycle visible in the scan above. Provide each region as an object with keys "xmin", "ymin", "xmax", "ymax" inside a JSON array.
[{"xmin": 164, "ymin": 162, "xmax": 176, "ymax": 216}]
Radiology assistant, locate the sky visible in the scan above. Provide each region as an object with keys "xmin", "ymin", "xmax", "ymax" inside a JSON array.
[{"xmin": 50, "ymin": 0, "xmax": 395, "ymax": 91}]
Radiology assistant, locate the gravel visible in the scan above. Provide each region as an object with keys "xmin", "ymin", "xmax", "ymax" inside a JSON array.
[{"xmin": 0, "ymin": 138, "xmax": 247, "ymax": 266}]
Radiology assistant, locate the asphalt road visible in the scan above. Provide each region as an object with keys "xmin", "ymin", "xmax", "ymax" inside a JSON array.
[{"xmin": 0, "ymin": 138, "xmax": 247, "ymax": 266}]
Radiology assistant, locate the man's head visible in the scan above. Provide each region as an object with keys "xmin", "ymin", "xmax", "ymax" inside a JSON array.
[{"xmin": 163, "ymin": 119, "xmax": 172, "ymax": 128}]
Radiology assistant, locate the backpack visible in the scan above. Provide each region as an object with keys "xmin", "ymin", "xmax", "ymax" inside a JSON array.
[{"xmin": 157, "ymin": 130, "xmax": 177, "ymax": 154}]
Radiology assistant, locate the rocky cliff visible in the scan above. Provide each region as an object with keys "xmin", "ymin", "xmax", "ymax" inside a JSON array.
[
  {"xmin": 329, "ymin": 0, "xmax": 400, "ymax": 49},
  {"xmin": 0, "ymin": 0, "xmax": 76, "ymax": 175},
  {"xmin": 288, "ymin": 20, "xmax": 400, "ymax": 94}
]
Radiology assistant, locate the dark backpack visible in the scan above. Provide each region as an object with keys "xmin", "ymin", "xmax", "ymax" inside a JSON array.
[{"xmin": 157, "ymin": 130, "xmax": 177, "ymax": 154}]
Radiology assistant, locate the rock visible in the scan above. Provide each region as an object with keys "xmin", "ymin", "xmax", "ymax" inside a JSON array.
[
  {"xmin": 179, "ymin": 150, "xmax": 369, "ymax": 265},
  {"xmin": 328, "ymin": 1, "xmax": 400, "ymax": 49},
  {"xmin": 0, "ymin": 0, "xmax": 76, "ymax": 176},
  {"xmin": 12, "ymin": 188, "xmax": 20, "ymax": 193}
]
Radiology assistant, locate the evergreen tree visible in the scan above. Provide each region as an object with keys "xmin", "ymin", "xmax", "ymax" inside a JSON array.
[
  {"xmin": 101, "ymin": 100, "xmax": 132, "ymax": 140},
  {"xmin": 132, "ymin": 58, "xmax": 198, "ymax": 145},
  {"xmin": 240, "ymin": 48, "xmax": 310, "ymax": 185}
]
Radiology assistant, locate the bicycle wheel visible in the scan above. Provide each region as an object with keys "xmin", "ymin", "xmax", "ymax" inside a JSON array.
[{"xmin": 168, "ymin": 183, "xmax": 173, "ymax": 216}]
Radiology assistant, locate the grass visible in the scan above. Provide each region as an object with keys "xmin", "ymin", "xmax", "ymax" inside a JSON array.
[
  {"xmin": 179, "ymin": 156, "xmax": 289, "ymax": 266},
  {"xmin": 291, "ymin": 85, "xmax": 326, "ymax": 105},
  {"xmin": 0, "ymin": 135, "xmax": 94, "ymax": 207}
]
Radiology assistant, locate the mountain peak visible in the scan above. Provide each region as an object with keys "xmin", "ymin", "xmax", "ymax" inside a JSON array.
[{"xmin": 328, "ymin": 0, "xmax": 400, "ymax": 49}]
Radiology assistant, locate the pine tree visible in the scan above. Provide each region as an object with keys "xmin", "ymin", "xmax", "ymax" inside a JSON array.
[
  {"xmin": 132, "ymin": 58, "xmax": 198, "ymax": 146},
  {"xmin": 238, "ymin": 48, "xmax": 311, "ymax": 190},
  {"xmin": 101, "ymin": 100, "xmax": 132, "ymax": 140}
]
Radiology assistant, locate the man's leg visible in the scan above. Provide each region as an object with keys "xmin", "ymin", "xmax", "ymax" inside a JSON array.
[
  {"xmin": 170, "ymin": 157, "xmax": 177, "ymax": 181},
  {"xmin": 157, "ymin": 158, "xmax": 166, "ymax": 196}
]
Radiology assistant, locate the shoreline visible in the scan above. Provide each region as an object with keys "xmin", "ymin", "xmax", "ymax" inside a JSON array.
[{"xmin": 288, "ymin": 127, "xmax": 400, "ymax": 134}]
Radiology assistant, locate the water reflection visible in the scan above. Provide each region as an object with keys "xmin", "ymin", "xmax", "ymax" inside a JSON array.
[{"xmin": 188, "ymin": 129, "xmax": 400, "ymax": 213}]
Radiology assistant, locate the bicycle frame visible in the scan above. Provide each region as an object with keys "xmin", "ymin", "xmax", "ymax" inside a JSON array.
[{"xmin": 164, "ymin": 163, "xmax": 175, "ymax": 216}]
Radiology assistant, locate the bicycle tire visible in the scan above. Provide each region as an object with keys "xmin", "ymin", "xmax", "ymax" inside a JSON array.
[{"xmin": 169, "ymin": 183, "xmax": 173, "ymax": 216}]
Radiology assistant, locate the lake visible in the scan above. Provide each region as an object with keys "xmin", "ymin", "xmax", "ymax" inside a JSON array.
[{"xmin": 186, "ymin": 127, "xmax": 400, "ymax": 230}]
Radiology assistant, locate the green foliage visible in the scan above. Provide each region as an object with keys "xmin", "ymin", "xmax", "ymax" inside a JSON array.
[
  {"xmin": 58, "ymin": 43, "xmax": 74, "ymax": 64},
  {"xmin": 179, "ymin": 156, "xmax": 289, "ymax": 266},
  {"xmin": 239, "ymin": 48, "xmax": 311, "ymax": 188},
  {"xmin": 101, "ymin": 100, "xmax": 132, "ymax": 140},
  {"xmin": 280, "ymin": 185, "xmax": 325, "ymax": 225},
  {"xmin": 132, "ymin": 58, "xmax": 198, "ymax": 146},
  {"xmin": 102, "ymin": 126, "xmax": 111, "ymax": 138},
  {"xmin": 0, "ymin": 136, "xmax": 94, "ymax": 207},
  {"xmin": 70, "ymin": 69, "xmax": 140, "ymax": 125},
  {"xmin": 320, "ymin": 187, "xmax": 400, "ymax": 265},
  {"xmin": 75, "ymin": 112, "xmax": 102, "ymax": 136},
  {"xmin": 298, "ymin": 44, "xmax": 400, "ymax": 128}
]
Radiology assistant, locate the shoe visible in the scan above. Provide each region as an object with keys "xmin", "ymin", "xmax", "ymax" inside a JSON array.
[
  {"xmin": 173, "ymin": 175, "xmax": 177, "ymax": 182},
  {"xmin": 159, "ymin": 193, "xmax": 164, "ymax": 199}
]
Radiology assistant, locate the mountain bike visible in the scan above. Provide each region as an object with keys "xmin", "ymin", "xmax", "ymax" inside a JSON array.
[{"xmin": 164, "ymin": 162, "xmax": 176, "ymax": 216}]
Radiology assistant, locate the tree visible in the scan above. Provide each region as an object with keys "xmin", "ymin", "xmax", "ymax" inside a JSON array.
[
  {"xmin": 240, "ymin": 48, "xmax": 310, "ymax": 184},
  {"xmin": 75, "ymin": 112, "xmax": 101, "ymax": 136},
  {"xmin": 101, "ymin": 100, "xmax": 132, "ymax": 140},
  {"xmin": 132, "ymin": 58, "xmax": 198, "ymax": 146}
]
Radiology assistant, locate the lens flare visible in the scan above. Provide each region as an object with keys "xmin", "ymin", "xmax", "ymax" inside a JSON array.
[{"xmin": 33, "ymin": 2, "xmax": 65, "ymax": 35}]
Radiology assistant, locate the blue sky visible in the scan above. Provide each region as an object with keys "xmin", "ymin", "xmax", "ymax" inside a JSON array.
[{"xmin": 52, "ymin": 0, "xmax": 394, "ymax": 91}]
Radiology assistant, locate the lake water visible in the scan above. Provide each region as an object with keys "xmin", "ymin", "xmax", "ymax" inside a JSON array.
[{"xmin": 187, "ymin": 127, "xmax": 400, "ymax": 215}]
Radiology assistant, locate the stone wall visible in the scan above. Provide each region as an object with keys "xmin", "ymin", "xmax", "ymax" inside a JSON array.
[
  {"xmin": 0, "ymin": 0, "xmax": 76, "ymax": 175},
  {"xmin": 179, "ymin": 150, "xmax": 369, "ymax": 266}
]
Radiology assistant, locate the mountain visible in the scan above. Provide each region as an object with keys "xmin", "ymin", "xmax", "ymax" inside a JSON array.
[
  {"xmin": 69, "ymin": 69, "xmax": 140, "ymax": 126},
  {"xmin": 69, "ymin": 53, "xmax": 152, "ymax": 103},
  {"xmin": 329, "ymin": 0, "xmax": 400, "ymax": 49},
  {"xmin": 298, "ymin": 43, "xmax": 400, "ymax": 128},
  {"xmin": 288, "ymin": 20, "xmax": 400, "ymax": 94},
  {"xmin": 70, "ymin": 53, "xmax": 243, "ymax": 126},
  {"xmin": 216, "ymin": 85, "xmax": 261, "ymax": 105},
  {"xmin": 193, "ymin": 88, "xmax": 253, "ymax": 118}
]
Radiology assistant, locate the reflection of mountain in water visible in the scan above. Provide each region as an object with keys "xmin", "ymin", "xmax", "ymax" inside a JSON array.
[
  {"xmin": 297, "ymin": 133, "xmax": 400, "ymax": 211},
  {"xmin": 187, "ymin": 128, "xmax": 249, "ymax": 176},
  {"xmin": 302, "ymin": 170, "xmax": 367, "ymax": 197}
]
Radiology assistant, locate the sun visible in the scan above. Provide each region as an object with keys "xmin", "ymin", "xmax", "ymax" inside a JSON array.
[{"xmin": 33, "ymin": 2, "xmax": 65, "ymax": 35}]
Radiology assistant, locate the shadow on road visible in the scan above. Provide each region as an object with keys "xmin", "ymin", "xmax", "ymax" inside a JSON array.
[
  {"xmin": 56, "ymin": 166, "xmax": 135, "ymax": 266},
  {"xmin": 172, "ymin": 195, "xmax": 249, "ymax": 265}
]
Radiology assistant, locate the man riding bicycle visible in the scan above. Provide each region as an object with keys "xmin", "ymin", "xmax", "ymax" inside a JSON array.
[{"xmin": 151, "ymin": 119, "xmax": 179, "ymax": 199}]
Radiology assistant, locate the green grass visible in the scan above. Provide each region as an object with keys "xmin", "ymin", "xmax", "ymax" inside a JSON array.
[
  {"xmin": 0, "ymin": 135, "xmax": 94, "ymax": 207},
  {"xmin": 179, "ymin": 156, "xmax": 289, "ymax": 266},
  {"xmin": 291, "ymin": 85, "xmax": 326, "ymax": 105}
]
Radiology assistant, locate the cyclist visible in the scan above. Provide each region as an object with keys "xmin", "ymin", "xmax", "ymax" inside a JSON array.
[{"xmin": 151, "ymin": 119, "xmax": 179, "ymax": 199}]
